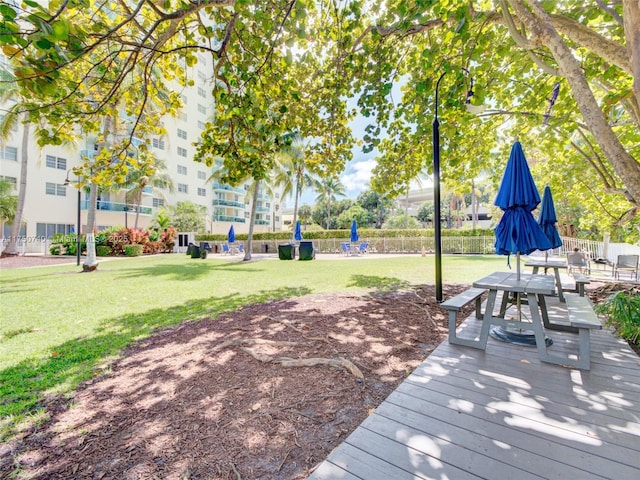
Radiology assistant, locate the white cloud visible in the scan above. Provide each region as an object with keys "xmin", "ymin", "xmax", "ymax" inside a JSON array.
[{"xmin": 341, "ymin": 159, "xmax": 376, "ymax": 197}]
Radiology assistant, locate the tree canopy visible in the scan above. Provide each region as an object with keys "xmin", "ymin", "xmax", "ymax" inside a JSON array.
[{"xmin": 1, "ymin": 0, "xmax": 638, "ymax": 241}]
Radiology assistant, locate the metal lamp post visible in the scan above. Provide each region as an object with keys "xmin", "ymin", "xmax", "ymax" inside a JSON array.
[
  {"xmin": 433, "ymin": 72, "xmax": 446, "ymax": 303},
  {"xmin": 64, "ymin": 170, "xmax": 82, "ymax": 266},
  {"xmin": 433, "ymin": 69, "xmax": 478, "ymax": 302}
]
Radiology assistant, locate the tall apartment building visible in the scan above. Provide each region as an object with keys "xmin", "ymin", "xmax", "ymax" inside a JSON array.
[{"xmin": 0, "ymin": 53, "xmax": 283, "ymax": 253}]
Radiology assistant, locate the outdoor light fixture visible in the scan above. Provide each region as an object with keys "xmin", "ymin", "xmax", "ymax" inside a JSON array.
[
  {"xmin": 64, "ymin": 170, "xmax": 82, "ymax": 266},
  {"xmin": 433, "ymin": 68, "xmax": 483, "ymax": 302}
]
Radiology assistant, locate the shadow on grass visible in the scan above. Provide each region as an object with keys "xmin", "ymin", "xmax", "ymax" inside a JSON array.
[
  {"xmin": 113, "ymin": 260, "xmax": 262, "ymax": 281},
  {"xmin": 0, "ymin": 285, "xmax": 311, "ymax": 426},
  {"xmin": 347, "ymin": 274, "xmax": 412, "ymax": 294}
]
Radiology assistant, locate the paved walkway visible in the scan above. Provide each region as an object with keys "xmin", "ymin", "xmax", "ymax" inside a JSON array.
[{"xmin": 306, "ymin": 297, "xmax": 640, "ymax": 480}]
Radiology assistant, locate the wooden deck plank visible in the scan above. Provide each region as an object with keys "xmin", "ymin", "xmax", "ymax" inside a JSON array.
[
  {"xmin": 372, "ymin": 399, "xmax": 614, "ymax": 480},
  {"xmin": 359, "ymin": 411, "xmax": 545, "ymax": 480},
  {"xmin": 404, "ymin": 366, "xmax": 640, "ymax": 427},
  {"xmin": 392, "ymin": 382, "xmax": 640, "ymax": 470},
  {"xmin": 306, "ymin": 298, "xmax": 640, "ymax": 480}
]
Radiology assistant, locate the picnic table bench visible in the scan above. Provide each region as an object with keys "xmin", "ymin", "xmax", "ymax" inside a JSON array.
[
  {"xmin": 441, "ymin": 287, "xmax": 486, "ymax": 348},
  {"xmin": 562, "ymin": 292, "xmax": 602, "ymax": 370}
]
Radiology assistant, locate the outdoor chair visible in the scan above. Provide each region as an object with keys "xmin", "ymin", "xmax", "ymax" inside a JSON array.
[
  {"xmin": 358, "ymin": 241, "xmax": 369, "ymax": 255},
  {"xmin": 340, "ymin": 242, "xmax": 350, "ymax": 256},
  {"xmin": 298, "ymin": 241, "xmax": 315, "ymax": 260},
  {"xmin": 567, "ymin": 252, "xmax": 590, "ymax": 275},
  {"xmin": 221, "ymin": 243, "xmax": 230, "ymax": 255},
  {"xmin": 613, "ymin": 254, "xmax": 639, "ymax": 281},
  {"xmin": 237, "ymin": 243, "xmax": 244, "ymax": 254}
]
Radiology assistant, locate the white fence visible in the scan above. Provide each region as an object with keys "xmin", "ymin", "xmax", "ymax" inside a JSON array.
[{"xmin": 2, "ymin": 234, "xmax": 639, "ymax": 262}]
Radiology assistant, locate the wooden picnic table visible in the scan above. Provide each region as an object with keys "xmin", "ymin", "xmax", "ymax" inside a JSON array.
[{"xmin": 524, "ymin": 257, "xmax": 568, "ymax": 302}]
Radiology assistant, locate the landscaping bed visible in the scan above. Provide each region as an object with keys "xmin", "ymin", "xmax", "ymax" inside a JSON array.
[{"xmin": 1, "ymin": 284, "xmax": 471, "ymax": 479}]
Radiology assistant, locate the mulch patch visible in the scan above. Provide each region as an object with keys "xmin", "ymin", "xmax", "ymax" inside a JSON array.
[{"xmin": 1, "ymin": 284, "xmax": 473, "ymax": 480}]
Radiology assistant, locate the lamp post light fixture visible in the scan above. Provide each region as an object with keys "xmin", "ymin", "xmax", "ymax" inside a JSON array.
[
  {"xmin": 433, "ymin": 68, "xmax": 481, "ymax": 302},
  {"xmin": 64, "ymin": 170, "xmax": 82, "ymax": 266}
]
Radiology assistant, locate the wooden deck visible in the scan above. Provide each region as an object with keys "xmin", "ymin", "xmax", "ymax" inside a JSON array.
[{"xmin": 307, "ymin": 296, "xmax": 640, "ymax": 480}]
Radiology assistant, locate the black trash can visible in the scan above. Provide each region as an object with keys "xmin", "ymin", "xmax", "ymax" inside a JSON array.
[
  {"xmin": 278, "ymin": 244, "xmax": 294, "ymax": 260},
  {"xmin": 200, "ymin": 241, "xmax": 212, "ymax": 253},
  {"xmin": 186, "ymin": 242, "xmax": 194, "ymax": 256},
  {"xmin": 190, "ymin": 245, "xmax": 201, "ymax": 258},
  {"xmin": 298, "ymin": 241, "xmax": 315, "ymax": 260},
  {"xmin": 262, "ymin": 243, "xmax": 269, "ymax": 253}
]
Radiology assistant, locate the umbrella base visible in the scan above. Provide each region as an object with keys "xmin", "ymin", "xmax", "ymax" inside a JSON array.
[{"xmin": 490, "ymin": 326, "xmax": 553, "ymax": 347}]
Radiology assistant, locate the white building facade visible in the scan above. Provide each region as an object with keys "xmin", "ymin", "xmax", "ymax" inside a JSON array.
[{"xmin": 0, "ymin": 53, "xmax": 283, "ymax": 253}]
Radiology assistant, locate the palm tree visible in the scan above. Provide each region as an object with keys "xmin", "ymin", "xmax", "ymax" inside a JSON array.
[
  {"xmin": 0, "ymin": 178, "xmax": 18, "ymax": 225},
  {"xmin": 313, "ymin": 176, "xmax": 346, "ymax": 229},
  {"xmin": 119, "ymin": 155, "xmax": 174, "ymax": 229},
  {"xmin": 0, "ymin": 68, "xmax": 30, "ymax": 257},
  {"xmin": 272, "ymin": 132, "xmax": 314, "ymax": 238}
]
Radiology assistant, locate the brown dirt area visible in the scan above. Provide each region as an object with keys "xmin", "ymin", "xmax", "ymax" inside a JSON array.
[{"xmin": 1, "ymin": 255, "xmax": 637, "ymax": 480}]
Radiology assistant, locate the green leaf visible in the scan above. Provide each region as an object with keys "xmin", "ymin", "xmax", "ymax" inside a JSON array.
[{"xmin": 0, "ymin": 4, "xmax": 17, "ymax": 21}]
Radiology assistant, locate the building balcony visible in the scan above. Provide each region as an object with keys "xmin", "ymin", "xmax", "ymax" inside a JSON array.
[
  {"xmin": 212, "ymin": 199, "xmax": 245, "ymax": 208},
  {"xmin": 255, "ymin": 220, "xmax": 270, "ymax": 225},
  {"xmin": 142, "ymin": 186, "xmax": 153, "ymax": 195},
  {"xmin": 213, "ymin": 215, "xmax": 246, "ymax": 223},
  {"xmin": 255, "ymin": 206, "xmax": 270, "ymax": 213},
  {"xmin": 82, "ymin": 200, "xmax": 152, "ymax": 215},
  {"xmin": 212, "ymin": 182, "xmax": 245, "ymax": 194}
]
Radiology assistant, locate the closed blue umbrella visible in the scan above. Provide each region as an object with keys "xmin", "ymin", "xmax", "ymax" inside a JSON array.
[
  {"xmin": 538, "ymin": 185, "xmax": 562, "ymax": 256},
  {"xmin": 228, "ymin": 225, "xmax": 236, "ymax": 244},
  {"xmin": 494, "ymin": 142, "xmax": 552, "ymax": 279},
  {"xmin": 350, "ymin": 219, "xmax": 359, "ymax": 243},
  {"xmin": 294, "ymin": 220, "xmax": 303, "ymax": 241}
]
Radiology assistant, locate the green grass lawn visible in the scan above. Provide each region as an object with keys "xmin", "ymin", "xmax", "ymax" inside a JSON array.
[{"xmin": 0, "ymin": 253, "xmax": 508, "ymax": 433}]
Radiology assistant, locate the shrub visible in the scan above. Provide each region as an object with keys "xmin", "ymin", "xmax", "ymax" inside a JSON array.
[
  {"xmin": 96, "ymin": 245, "xmax": 112, "ymax": 257},
  {"xmin": 144, "ymin": 241, "xmax": 163, "ymax": 254},
  {"xmin": 124, "ymin": 244, "xmax": 143, "ymax": 257},
  {"xmin": 49, "ymin": 244, "xmax": 63, "ymax": 255},
  {"xmin": 596, "ymin": 291, "xmax": 640, "ymax": 346}
]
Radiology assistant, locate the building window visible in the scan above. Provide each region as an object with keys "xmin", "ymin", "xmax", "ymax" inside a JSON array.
[
  {"xmin": 46, "ymin": 182, "xmax": 66, "ymax": 196},
  {"xmin": 197, "ymin": 87, "xmax": 206, "ymax": 98},
  {"xmin": 197, "ymin": 120, "xmax": 206, "ymax": 130},
  {"xmin": 0, "ymin": 146, "xmax": 18, "ymax": 161},
  {"xmin": 177, "ymin": 129, "xmax": 187, "ymax": 140},
  {"xmin": 152, "ymin": 198, "xmax": 165, "ymax": 207},
  {"xmin": 198, "ymin": 171, "xmax": 206, "ymax": 180},
  {"xmin": 177, "ymin": 147, "xmax": 187, "ymax": 157},
  {"xmin": 198, "ymin": 71, "xmax": 206, "ymax": 81},
  {"xmin": 275, "ymin": 216, "xmax": 280, "ymax": 222},
  {"xmin": 0, "ymin": 175, "xmax": 17, "ymax": 186},
  {"xmin": 36, "ymin": 223, "xmax": 74, "ymax": 239},
  {"xmin": 180, "ymin": 94, "xmax": 187, "ymax": 104},
  {"xmin": 178, "ymin": 183, "xmax": 188, "ymax": 193},
  {"xmin": 197, "ymin": 104, "xmax": 206, "ymax": 114},
  {"xmin": 198, "ymin": 53, "xmax": 207, "ymax": 65},
  {"xmin": 45, "ymin": 155, "xmax": 67, "ymax": 170},
  {"xmin": 197, "ymin": 187, "xmax": 206, "ymax": 197},
  {"xmin": 182, "ymin": 112, "xmax": 188, "ymax": 122},
  {"xmin": 152, "ymin": 138, "xmax": 165, "ymax": 150},
  {"xmin": 177, "ymin": 165, "xmax": 187, "ymax": 175}
]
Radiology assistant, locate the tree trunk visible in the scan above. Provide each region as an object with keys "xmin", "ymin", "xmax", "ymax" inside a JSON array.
[
  {"xmin": 514, "ymin": 0, "xmax": 640, "ymax": 206},
  {"xmin": 291, "ymin": 176, "xmax": 301, "ymax": 241},
  {"xmin": 134, "ymin": 190, "xmax": 142, "ymax": 229},
  {"xmin": 244, "ymin": 179, "xmax": 260, "ymax": 261},
  {"xmin": 2, "ymin": 122, "xmax": 29, "ymax": 257},
  {"xmin": 83, "ymin": 182, "xmax": 99, "ymax": 269}
]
